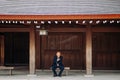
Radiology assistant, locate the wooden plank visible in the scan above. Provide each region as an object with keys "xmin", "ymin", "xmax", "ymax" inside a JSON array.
[
  {"xmin": 92, "ymin": 27, "xmax": 120, "ymax": 32},
  {"xmin": 41, "ymin": 36, "xmax": 47, "ymax": 69},
  {"xmin": 0, "ymin": 14, "xmax": 120, "ymax": 20},
  {"xmin": 0, "ymin": 66, "xmax": 14, "ymax": 69},
  {"xmin": 48, "ymin": 28, "xmax": 86, "ymax": 32},
  {"xmin": 35, "ymin": 31, "xmax": 41, "ymax": 69},
  {"xmin": 0, "ymin": 28, "xmax": 30, "ymax": 32}
]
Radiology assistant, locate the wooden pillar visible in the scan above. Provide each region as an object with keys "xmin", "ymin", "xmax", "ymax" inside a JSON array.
[
  {"xmin": 84, "ymin": 25, "xmax": 94, "ymax": 77},
  {"xmin": 29, "ymin": 27, "xmax": 36, "ymax": 75},
  {"xmin": 0, "ymin": 36, "xmax": 4, "ymax": 66}
]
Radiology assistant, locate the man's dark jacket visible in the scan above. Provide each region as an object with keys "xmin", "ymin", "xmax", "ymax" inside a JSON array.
[{"xmin": 52, "ymin": 56, "xmax": 64, "ymax": 67}]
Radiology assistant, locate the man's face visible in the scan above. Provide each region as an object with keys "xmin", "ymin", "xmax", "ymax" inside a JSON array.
[{"xmin": 56, "ymin": 52, "xmax": 61, "ymax": 57}]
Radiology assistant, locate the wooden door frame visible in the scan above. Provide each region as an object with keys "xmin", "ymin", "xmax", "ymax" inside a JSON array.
[{"xmin": 0, "ymin": 27, "xmax": 36, "ymax": 75}]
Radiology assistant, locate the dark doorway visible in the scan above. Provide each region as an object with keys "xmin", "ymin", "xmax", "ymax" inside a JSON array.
[{"xmin": 4, "ymin": 32, "xmax": 29, "ymax": 66}]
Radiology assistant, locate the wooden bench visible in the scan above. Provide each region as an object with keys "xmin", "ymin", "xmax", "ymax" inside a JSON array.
[
  {"xmin": 56, "ymin": 67, "xmax": 70, "ymax": 76},
  {"xmin": 0, "ymin": 66, "xmax": 14, "ymax": 75}
]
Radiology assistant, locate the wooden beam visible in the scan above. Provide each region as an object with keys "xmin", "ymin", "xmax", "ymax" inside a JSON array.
[
  {"xmin": 92, "ymin": 27, "xmax": 120, "ymax": 32},
  {"xmin": 48, "ymin": 28, "xmax": 86, "ymax": 32},
  {"xmin": 0, "ymin": 14, "xmax": 120, "ymax": 20},
  {"xmin": 0, "ymin": 28, "xmax": 30, "ymax": 32},
  {"xmin": 85, "ymin": 25, "xmax": 94, "ymax": 77},
  {"xmin": 29, "ymin": 27, "xmax": 36, "ymax": 75}
]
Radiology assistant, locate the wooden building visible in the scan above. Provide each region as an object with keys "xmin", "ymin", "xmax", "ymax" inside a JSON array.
[
  {"xmin": 0, "ymin": 0, "xmax": 120, "ymax": 77},
  {"xmin": 0, "ymin": 15, "xmax": 120, "ymax": 76}
]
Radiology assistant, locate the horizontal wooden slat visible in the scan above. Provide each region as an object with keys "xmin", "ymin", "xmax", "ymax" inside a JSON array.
[
  {"xmin": 48, "ymin": 28, "xmax": 86, "ymax": 32},
  {"xmin": 0, "ymin": 66, "xmax": 14, "ymax": 69},
  {"xmin": 0, "ymin": 28, "xmax": 30, "ymax": 32},
  {"xmin": 0, "ymin": 14, "xmax": 120, "ymax": 20},
  {"xmin": 92, "ymin": 27, "xmax": 120, "ymax": 32}
]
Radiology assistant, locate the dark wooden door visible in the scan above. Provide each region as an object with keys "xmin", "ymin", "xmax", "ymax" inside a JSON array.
[
  {"xmin": 4, "ymin": 32, "xmax": 29, "ymax": 66},
  {"xmin": 92, "ymin": 32, "xmax": 120, "ymax": 70},
  {"xmin": 41, "ymin": 32, "xmax": 86, "ymax": 70}
]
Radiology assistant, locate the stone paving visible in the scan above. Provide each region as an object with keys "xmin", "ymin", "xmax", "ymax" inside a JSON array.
[{"xmin": 0, "ymin": 70, "xmax": 120, "ymax": 80}]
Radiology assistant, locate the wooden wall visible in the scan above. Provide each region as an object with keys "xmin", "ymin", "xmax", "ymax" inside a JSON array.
[
  {"xmin": 36, "ymin": 32, "xmax": 86, "ymax": 69},
  {"xmin": 92, "ymin": 32, "xmax": 120, "ymax": 70},
  {"xmin": 41, "ymin": 32, "xmax": 86, "ymax": 69},
  {"xmin": 35, "ymin": 25, "xmax": 86, "ymax": 70},
  {"xmin": 0, "ymin": 23, "xmax": 120, "ymax": 70},
  {"xmin": 36, "ymin": 24, "xmax": 120, "ymax": 70}
]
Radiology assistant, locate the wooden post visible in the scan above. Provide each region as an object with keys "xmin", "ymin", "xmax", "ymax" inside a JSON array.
[
  {"xmin": 84, "ymin": 25, "xmax": 94, "ymax": 77},
  {"xmin": 29, "ymin": 27, "xmax": 36, "ymax": 75},
  {"xmin": 0, "ymin": 35, "xmax": 4, "ymax": 66},
  {"xmin": 1, "ymin": 36, "xmax": 4, "ymax": 66}
]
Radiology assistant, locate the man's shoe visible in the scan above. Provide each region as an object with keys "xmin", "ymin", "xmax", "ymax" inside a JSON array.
[
  {"xmin": 53, "ymin": 74, "xmax": 57, "ymax": 77},
  {"xmin": 58, "ymin": 75, "xmax": 62, "ymax": 77}
]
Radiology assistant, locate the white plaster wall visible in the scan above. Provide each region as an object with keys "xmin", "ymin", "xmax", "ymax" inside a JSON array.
[{"xmin": 0, "ymin": 0, "xmax": 120, "ymax": 14}]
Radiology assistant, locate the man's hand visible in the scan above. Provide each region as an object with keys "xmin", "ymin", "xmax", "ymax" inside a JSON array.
[{"xmin": 57, "ymin": 64, "xmax": 59, "ymax": 66}]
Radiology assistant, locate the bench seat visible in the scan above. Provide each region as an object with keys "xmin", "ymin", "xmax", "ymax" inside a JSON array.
[
  {"xmin": 56, "ymin": 67, "xmax": 70, "ymax": 76},
  {"xmin": 0, "ymin": 66, "xmax": 14, "ymax": 75}
]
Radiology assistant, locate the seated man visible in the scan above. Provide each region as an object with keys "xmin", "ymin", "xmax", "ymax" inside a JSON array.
[{"xmin": 51, "ymin": 51, "xmax": 64, "ymax": 77}]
